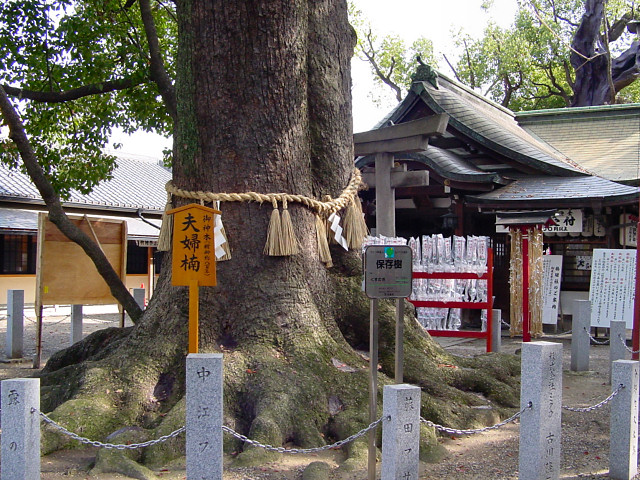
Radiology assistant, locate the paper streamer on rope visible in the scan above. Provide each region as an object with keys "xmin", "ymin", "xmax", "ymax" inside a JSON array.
[
  {"xmin": 328, "ymin": 212, "xmax": 348, "ymax": 251},
  {"xmin": 213, "ymin": 202, "xmax": 231, "ymax": 260}
]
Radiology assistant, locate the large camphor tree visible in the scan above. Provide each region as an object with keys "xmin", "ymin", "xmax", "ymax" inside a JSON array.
[{"xmin": 0, "ymin": 0, "xmax": 518, "ymax": 475}]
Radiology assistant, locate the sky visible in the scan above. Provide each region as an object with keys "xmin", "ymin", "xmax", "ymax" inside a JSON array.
[{"xmin": 112, "ymin": 0, "xmax": 519, "ymax": 158}]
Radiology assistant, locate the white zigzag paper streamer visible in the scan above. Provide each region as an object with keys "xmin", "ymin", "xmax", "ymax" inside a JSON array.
[{"xmin": 328, "ymin": 212, "xmax": 348, "ymax": 251}]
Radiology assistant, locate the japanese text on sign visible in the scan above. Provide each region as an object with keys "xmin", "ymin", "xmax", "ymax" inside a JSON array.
[
  {"xmin": 364, "ymin": 245, "xmax": 413, "ymax": 298},
  {"xmin": 168, "ymin": 204, "xmax": 220, "ymax": 287}
]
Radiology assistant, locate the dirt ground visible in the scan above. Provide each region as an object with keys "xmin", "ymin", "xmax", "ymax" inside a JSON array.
[{"xmin": 0, "ymin": 307, "xmax": 627, "ymax": 479}]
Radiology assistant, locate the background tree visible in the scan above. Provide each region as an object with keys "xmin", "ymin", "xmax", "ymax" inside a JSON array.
[
  {"xmin": 1, "ymin": 0, "xmax": 519, "ymax": 475},
  {"xmin": 355, "ymin": 0, "xmax": 640, "ymax": 110},
  {"xmin": 349, "ymin": 3, "xmax": 437, "ymax": 104}
]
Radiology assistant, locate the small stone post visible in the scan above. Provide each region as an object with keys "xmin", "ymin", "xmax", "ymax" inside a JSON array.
[
  {"xmin": 381, "ymin": 384, "xmax": 421, "ymax": 480},
  {"xmin": 491, "ymin": 308, "xmax": 502, "ymax": 353},
  {"xmin": 186, "ymin": 353, "xmax": 223, "ymax": 480},
  {"xmin": 610, "ymin": 360, "xmax": 639, "ymax": 480},
  {"xmin": 610, "ymin": 321, "xmax": 628, "ymax": 384},
  {"xmin": 70, "ymin": 305, "xmax": 83, "ymax": 345},
  {"xmin": 132, "ymin": 288, "xmax": 145, "ymax": 310},
  {"xmin": 519, "ymin": 341, "xmax": 563, "ymax": 480},
  {"xmin": 5, "ymin": 290, "xmax": 24, "ymax": 359},
  {"xmin": 571, "ymin": 299, "xmax": 591, "ymax": 372},
  {"xmin": 1, "ymin": 378, "xmax": 40, "ymax": 480}
]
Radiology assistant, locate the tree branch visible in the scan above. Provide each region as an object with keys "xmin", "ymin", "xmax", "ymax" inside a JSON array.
[
  {"xmin": 360, "ymin": 30, "xmax": 403, "ymax": 102},
  {"xmin": 442, "ymin": 54, "xmax": 464, "ymax": 83},
  {"xmin": 138, "ymin": 0, "xmax": 177, "ymax": 120},
  {"xmin": 2, "ymin": 76, "xmax": 147, "ymax": 103},
  {"xmin": 0, "ymin": 86, "xmax": 143, "ymax": 323}
]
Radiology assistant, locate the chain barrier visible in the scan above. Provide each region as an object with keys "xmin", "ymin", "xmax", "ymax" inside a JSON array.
[
  {"xmin": 619, "ymin": 334, "xmax": 640, "ymax": 354},
  {"xmin": 420, "ymin": 402, "xmax": 531, "ymax": 436},
  {"xmin": 37, "ymin": 410, "xmax": 185, "ymax": 450},
  {"xmin": 222, "ymin": 416, "xmax": 387, "ymax": 454},
  {"xmin": 585, "ymin": 327, "xmax": 609, "ymax": 345},
  {"xmin": 38, "ymin": 409, "xmax": 385, "ymax": 454},
  {"xmin": 562, "ymin": 384, "xmax": 624, "ymax": 413}
]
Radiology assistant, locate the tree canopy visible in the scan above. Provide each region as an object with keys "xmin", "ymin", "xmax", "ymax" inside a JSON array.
[{"xmin": 0, "ymin": 0, "xmax": 174, "ymax": 195}]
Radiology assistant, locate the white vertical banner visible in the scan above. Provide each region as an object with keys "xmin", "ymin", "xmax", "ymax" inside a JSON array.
[
  {"xmin": 589, "ymin": 249, "xmax": 636, "ymax": 328},
  {"xmin": 542, "ymin": 255, "xmax": 563, "ymax": 325}
]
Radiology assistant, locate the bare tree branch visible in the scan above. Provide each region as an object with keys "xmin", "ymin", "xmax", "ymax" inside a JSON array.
[
  {"xmin": 138, "ymin": 0, "xmax": 177, "ymax": 120},
  {"xmin": 2, "ymin": 76, "xmax": 147, "ymax": 103},
  {"xmin": 359, "ymin": 29, "xmax": 403, "ymax": 102},
  {"xmin": 442, "ymin": 54, "xmax": 464, "ymax": 83},
  {"xmin": 0, "ymin": 86, "xmax": 143, "ymax": 323}
]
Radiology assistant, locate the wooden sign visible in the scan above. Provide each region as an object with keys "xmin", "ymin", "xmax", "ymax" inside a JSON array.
[
  {"xmin": 168, "ymin": 204, "xmax": 220, "ymax": 287},
  {"xmin": 166, "ymin": 203, "xmax": 221, "ymax": 354}
]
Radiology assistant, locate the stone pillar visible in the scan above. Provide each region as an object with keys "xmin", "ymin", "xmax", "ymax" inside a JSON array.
[
  {"xmin": 381, "ymin": 384, "xmax": 420, "ymax": 480},
  {"xmin": 610, "ymin": 321, "xmax": 628, "ymax": 384},
  {"xmin": 5, "ymin": 290, "xmax": 24, "ymax": 359},
  {"xmin": 1, "ymin": 378, "xmax": 40, "ymax": 480},
  {"xmin": 491, "ymin": 309, "xmax": 502, "ymax": 353},
  {"xmin": 186, "ymin": 353, "xmax": 223, "ymax": 480},
  {"xmin": 571, "ymin": 299, "xmax": 591, "ymax": 372},
  {"xmin": 70, "ymin": 305, "xmax": 83, "ymax": 345},
  {"xmin": 132, "ymin": 288, "xmax": 145, "ymax": 310},
  {"xmin": 519, "ymin": 341, "xmax": 563, "ymax": 480},
  {"xmin": 610, "ymin": 360, "xmax": 639, "ymax": 480}
]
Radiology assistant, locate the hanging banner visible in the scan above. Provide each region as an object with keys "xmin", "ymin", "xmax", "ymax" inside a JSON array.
[
  {"xmin": 542, "ymin": 209, "xmax": 583, "ymax": 234},
  {"xmin": 619, "ymin": 213, "xmax": 638, "ymax": 247},
  {"xmin": 589, "ymin": 249, "xmax": 636, "ymax": 328},
  {"xmin": 542, "ymin": 255, "xmax": 563, "ymax": 325}
]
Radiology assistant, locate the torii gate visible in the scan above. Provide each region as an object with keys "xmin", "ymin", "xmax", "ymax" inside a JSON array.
[{"xmin": 354, "ymin": 114, "xmax": 449, "ymax": 480}]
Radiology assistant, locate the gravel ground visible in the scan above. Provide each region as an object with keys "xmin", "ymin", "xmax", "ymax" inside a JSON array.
[{"xmin": 0, "ymin": 309, "xmax": 630, "ymax": 478}]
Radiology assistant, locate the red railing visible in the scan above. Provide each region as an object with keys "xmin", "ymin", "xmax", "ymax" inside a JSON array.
[{"xmin": 408, "ymin": 249, "xmax": 494, "ymax": 352}]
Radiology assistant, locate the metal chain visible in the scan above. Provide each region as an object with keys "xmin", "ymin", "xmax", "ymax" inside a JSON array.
[
  {"xmin": 562, "ymin": 384, "xmax": 624, "ymax": 413},
  {"xmin": 37, "ymin": 410, "xmax": 185, "ymax": 450},
  {"xmin": 501, "ymin": 319, "xmax": 511, "ymax": 328},
  {"xmin": 420, "ymin": 403, "xmax": 531, "ymax": 436},
  {"xmin": 222, "ymin": 416, "xmax": 387, "ymax": 454},
  {"xmin": 620, "ymin": 334, "xmax": 640, "ymax": 354},
  {"xmin": 585, "ymin": 328, "xmax": 609, "ymax": 345}
]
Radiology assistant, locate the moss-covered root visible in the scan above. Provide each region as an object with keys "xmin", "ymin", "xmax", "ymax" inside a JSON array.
[{"xmin": 90, "ymin": 428, "xmax": 158, "ymax": 480}]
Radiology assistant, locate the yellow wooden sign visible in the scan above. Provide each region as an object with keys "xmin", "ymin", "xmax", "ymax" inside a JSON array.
[
  {"xmin": 166, "ymin": 203, "xmax": 221, "ymax": 354},
  {"xmin": 167, "ymin": 204, "xmax": 220, "ymax": 287}
]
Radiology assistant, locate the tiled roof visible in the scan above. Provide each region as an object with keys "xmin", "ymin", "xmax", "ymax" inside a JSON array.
[
  {"xmin": 516, "ymin": 105, "xmax": 640, "ymax": 183},
  {"xmin": 466, "ymin": 175, "xmax": 639, "ymax": 205},
  {"xmin": 413, "ymin": 77, "xmax": 590, "ymax": 176},
  {"xmin": 0, "ymin": 155, "xmax": 171, "ymax": 212}
]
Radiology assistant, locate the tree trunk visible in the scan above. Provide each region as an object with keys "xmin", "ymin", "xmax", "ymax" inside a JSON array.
[
  {"xmin": 570, "ymin": 0, "xmax": 614, "ymax": 106},
  {"xmin": 37, "ymin": 0, "xmax": 520, "ymax": 472}
]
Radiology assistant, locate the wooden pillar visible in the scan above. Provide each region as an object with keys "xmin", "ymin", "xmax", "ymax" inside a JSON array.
[{"xmin": 374, "ymin": 152, "xmax": 395, "ymax": 237}]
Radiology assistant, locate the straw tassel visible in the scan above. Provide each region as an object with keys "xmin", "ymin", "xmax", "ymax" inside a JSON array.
[
  {"xmin": 263, "ymin": 199, "xmax": 282, "ymax": 256},
  {"xmin": 315, "ymin": 213, "xmax": 333, "ymax": 267},
  {"xmin": 343, "ymin": 195, "xmax": 369, "ymax": 249},
  {"xmin": 157, "ymin": 191, "xmax": 173, "ymax": 252},
  {"xmin": 279, "ymin": 198, "xmax": 299, "ymax": 255}
]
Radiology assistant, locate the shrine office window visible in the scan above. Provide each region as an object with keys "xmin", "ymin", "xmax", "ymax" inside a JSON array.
[
  {"xmin": 0, "ymin": 234, "xmax": 37, "ymax": 274},
  {"xmin": 126, "ymin": 241, "xmax": 149, "ymax": 274}
]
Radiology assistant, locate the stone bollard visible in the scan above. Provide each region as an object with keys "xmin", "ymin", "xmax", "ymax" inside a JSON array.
[
  {"xmin": 491, "ymin": 308, "xmax": 502, "ymax": 353},
  {"xmin": 571, "ymin": 299, "xmax": 591, "ymax": 372},
  {"xmin": 70, "ymin": 305, "xmax": 83, "ymax": 345},
  {"xmin": 132, "ymin": 288, "xmax": 145, "ymax": 310},
  {"xmin": 610, "ymin": 360, "xmax": 639, "ymax": 480},
  {"xmin": 519, "ymin": 341, "xmax": 562, "ymax": 480},
  {"xmin": 610, "ymin": 321, "xmax": 627, "ymax": 384},
  {"xmin": 381, "ymin": 384, "xmax": 421, "ymax": 480},
  {"xmin": 1, "ymin": 378, "xmax": 40, "ymax": 480},
  {"xmin": 5, "ymin": 290, "xmax": 24, "ymax": 359},
  {"xmin": 186, "ymin": 353, "xmax": 223, "ymax": 480}
]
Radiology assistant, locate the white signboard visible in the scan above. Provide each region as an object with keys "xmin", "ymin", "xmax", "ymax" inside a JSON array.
[
  {"xmin": 542, "ymin": 255, "xmax": 563, "ymax": 325},
  {"xmin": 542, "ymin": 209, "xmax": 583, "ymax": 234},
  {"xmin": 589, "ymin": 249, "xmax": 637, "ymax": 328},
  {"xmin": 576, "ymin": 255, "xmax": 592, "ymax": 271}
]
